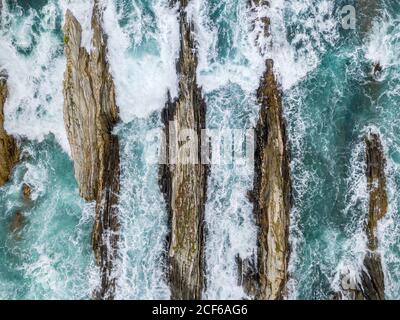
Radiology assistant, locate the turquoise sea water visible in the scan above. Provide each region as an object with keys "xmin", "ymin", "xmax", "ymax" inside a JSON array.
[
  {"xmin": 284, "ymin": 0, "xmax": 400, "ymax": 299},
  {"xmin": 0, "ymin": 0, "xmax": 399, "ymax": 299}
]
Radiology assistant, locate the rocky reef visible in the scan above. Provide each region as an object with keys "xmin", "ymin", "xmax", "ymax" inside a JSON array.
[
  {"xmin": 63, "ymin": 2, "xmax": 120, "ymax": 299},
  {"xmin": 0, "ymin": 72, "xmax": 19, "ymax": 187},
  {"xmin": 159, "ymin": 0, "xmax": 208, "ymax": 300},
  {"xmin": 242, "ymin": 0, "xmax": 292, "ymax": 300},
  {"xmin": 250, "ymin": 59, "xmax": 291, "ymax": 300},
  {"xmin": 360, "ymin": 132, "xmax": 387, "ymax": 299},
  {"xmin": 336, "ymin": 132, "xmax": 387, "ymax": 300}
]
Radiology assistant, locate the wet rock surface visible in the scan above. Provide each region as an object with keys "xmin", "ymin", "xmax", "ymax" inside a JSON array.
[
  {"xmin": 360, "ymin": 132, "xmax": 387, "ymax": 300},
  {"xmin": 159, "ymin": 0, "xmax": 208, "ymax": 300},
  {"xmin": 336, "ymin": 133, "xmax": 387, "ymax": 300},
  {"xmin": 0, "ymin": 72, "xmax": 19, "ymax": 187},
  {"xmin": 251, "ymin": 59, "xmax": 291, "ymax": 300},
  {"xmin": 63, "ymin": 1, "xmax": 120, "ymax": 299}
]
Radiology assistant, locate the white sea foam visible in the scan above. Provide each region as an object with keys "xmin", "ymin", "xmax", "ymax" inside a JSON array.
[
  {"xmin": 365, "ymin": 13, "xmax": 400, "ymax": 79},
  {"xmin": 0, "ymin": 139, "xmax": 94, "ymax": 299},
  {"xmin": 59, "ymin": 0, "xmax": 93, "ymax": 52},
  {"xmin": 362, "ymin": 8, "xmax": 400, "ymax": 298},
  {"xmin": 101, "ymin": 0, "xmax": 176, "ymax": 299},
  {"xmin": 114, "ymin": 121, "xmax": 170, "ymax": 300},
  {"xmin": 0, "ymin": 1, "xmax": 69, "ymax": 151},
  {"xmin": 283, "ymin": 83, "xmax": 315, "ymax": 299},
  {"xmin": 187, "ymin": 0, "xmax": 263, "ymax": 299},
  {"xmin": 0, "ymin": 0, "xmax": 107, "ymax": 154},
  {"xmin": 379, "ymin": 161, "xmax": 400, "ymax": 299},
  {"xmin": 268, "ymin": 0, "xmax": 339, "ymax": 90},
  {"xmin": 187, "ymin": 0, "xmax": 265, "ymax": 95},
  {"xmin": 374, "ymin": 127, "xmax": 400, "ymax": 299},
  {"xmin": 103, "ymin": 0, "xmax": 180, "ymax": 121},
  {"xmin": 269, "ymin": 0, "xmax": 341, "ymax": 298},
  {"xmin": 330, "ymin": 135, "xmax": 369, "ymax": 297}
]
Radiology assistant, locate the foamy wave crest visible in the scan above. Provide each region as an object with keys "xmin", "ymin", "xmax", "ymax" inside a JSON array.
[
  {"xmin": 331, "ymin": 134, "xmax": 369, "ymax": 297},
  {"xmin": 114, "ymin": 120, "xmax": 170, "ymax": 299},
  {"xmin": 187, "ymin": 0, "xmax": 265, "ymax": 95},
  {"xmin": 365, "ymin": 11, "xmax": 400, "ymax": 78},
  {"xmin": 103, "ymin": 0, "xmax": 180, "ymax": 121},
  {"xmin": 0, "ymin": 1, "xmax": 69, "ymax": 151}
]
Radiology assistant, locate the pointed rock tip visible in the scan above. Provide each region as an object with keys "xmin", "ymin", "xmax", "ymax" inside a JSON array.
[{"xmin": 64, "ymin": 9, "xmax": 81, "ymax": 29}]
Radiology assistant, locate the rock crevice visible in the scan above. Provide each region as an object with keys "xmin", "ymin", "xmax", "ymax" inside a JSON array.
[{"xmin": 63, "ymin": 2, "xmax": 120, "ymax": 299}]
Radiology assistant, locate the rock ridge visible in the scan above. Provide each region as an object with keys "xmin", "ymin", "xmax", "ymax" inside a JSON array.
[
  {"xmin": 159, "ymin": 0, "xmax": 208, "ymax": 300},
  {"xmin": 63, "ymin": 2, "xmax": 120, "ymax": 299}
]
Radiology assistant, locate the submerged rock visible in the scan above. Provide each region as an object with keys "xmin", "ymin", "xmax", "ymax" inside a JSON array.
[
  {"xmin": 9, "ymin": 211, "xmax": 25, "ymax": 236},
  {"xmin": 159, "ymin": 0, "xmax": 208, "ymax": 300},
  {"xmin": 236, "ymin": 254, "xmax": 258, "ymax": 297},
  {"xmin": 367, "ymin": 62, "xmax": 384, "ymax": 81},
  {"xmin": 9, "ymin": 184, "xmax": 34, "ymax": 237},
  {"xmin": 251, "ymin": 59, "xmax": 291, "ymax": 300},
  {"xmin": 63, "ymin": 2, "xmax": 120, "ymax": 299},
  {"xmin": 22, "ymin": 183, "xmax": 31, "ymax": 202},
  {"xmin": 0, "ymin": 72, "xmax": 19, "ymax": 187},
  {"xmin": 373, "ymin": 62, "xmax": 383, "ymax": 79}
]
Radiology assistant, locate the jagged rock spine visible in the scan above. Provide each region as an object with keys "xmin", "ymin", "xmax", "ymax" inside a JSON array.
[
  {"xmin": 251, "ymin": 59, "xmax": 291, "ymax": 300},
  {"xmin": 360, "ymin": 132, "xmax": 387, "ymax": 300},
  {"xmin": 0, "ymin": 73, "xmax": 19, "ymax": 187},
  {"xmin": 159, "ymin": 0, "xmax": 208, "ymax": 300},
  {"xmin": 63, "ymin": 2, "xmax": 120, "ymax": 299}
]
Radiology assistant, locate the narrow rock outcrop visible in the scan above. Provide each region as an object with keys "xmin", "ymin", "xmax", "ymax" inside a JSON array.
[
  {"xmin": 360, "ymin": 132, "xmax": 387, "ymax": 299},
  {"xmin": 251, "ymin": 59, "xmax": 291, "ymax": 300},
  {"xmin": 247, "ymin": 0, "xmax": 291, "ymax": 300},
  {"xmin": 0, "ymin": 72, "xmax": 19, "ymax": 187},
  {"xmin": 159, "ymin": 0, "xmax": 208, "ymax": 300},
  {"xmin": 336, "ymin": 132, "xmax": 387, "ymax": 300},
  {"xmin": 63, "ymin": 2, "xmax": 120, "ymax": 299}
]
